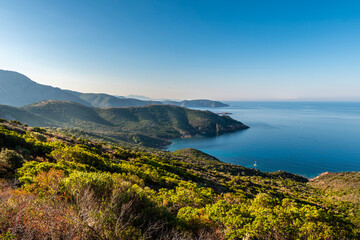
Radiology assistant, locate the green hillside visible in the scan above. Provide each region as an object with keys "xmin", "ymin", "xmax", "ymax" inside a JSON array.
[
  {"xmin": 66, "ymin": 91, "xmax": 163, "ymax": 108},
  {"xmin": 309, "ymin": 172, "xmax": 360, "ymax": 227},
  {"xmin": 0, "ymin": 121, "xmax": 359, "ymax": 239},
  {"xmin": 23, "ymin": 100, "xmax": 113, "ymax": 126},
  {"xmin": 0, "ymin": 101, "xmax": 248, "ymax": 147},
  {"xmin": 97, "ymin": 104, "xmax": 245, "ymax": 138},
  {"xmin": 173, "ymin": 148, "xmax": 220, "ymax": 162},
  {"xmin": 0, "ymin": 104, "xmax": 53, "ymax": 126}
]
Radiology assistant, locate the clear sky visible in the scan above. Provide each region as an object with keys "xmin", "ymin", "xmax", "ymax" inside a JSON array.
[{"xmin": 1, "ymin": 0, "xmax": 360, "ymax": 100}]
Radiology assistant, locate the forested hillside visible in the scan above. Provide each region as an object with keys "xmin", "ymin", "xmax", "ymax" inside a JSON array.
[
  {"xmin": 0, "ymin": 101, "xmax": 248, "ymax": 148},
  {"xmin": 0, "ymin": 120, "xmax": 359, "ymax": 239}
]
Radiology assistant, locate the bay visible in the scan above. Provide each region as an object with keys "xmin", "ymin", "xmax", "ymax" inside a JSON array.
[{"xmin": 167, "ymin": 101, "xmax": 360, "ymax": 178}]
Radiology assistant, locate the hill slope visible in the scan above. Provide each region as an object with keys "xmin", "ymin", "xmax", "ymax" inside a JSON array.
[
  {"xmin": 96, "ymin": 104, "xmax": 246, "ymax": 138},
  {"xmin": 0, "ymin": 70, "xmax": 91, "ymax": 107},
  {"xmin": 0, "ymin": 104, "xmax": 53, "ymax": 126},
  {"xmin": 0, "ymin": 101, "xmax": 248, "ymax": 147},
  {"xmin": 65, "ymin": 90, "xmax": 163, "ymax": 108},
  {"xmin": 0, "ymin": 121, "xmax": 358, "ymax": 239}
]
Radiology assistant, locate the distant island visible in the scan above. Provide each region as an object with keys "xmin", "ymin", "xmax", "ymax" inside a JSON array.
[
  {"xmin": 216, "ymin": 112, "xmax": 232, "ymax": 115},
  {"xmin": 0, "ymin": 70, "xmax": 228, "ymax": 108}
]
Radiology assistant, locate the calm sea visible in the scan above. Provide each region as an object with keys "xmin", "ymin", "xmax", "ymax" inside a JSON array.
[{"xmin": 167, "ymin": 101, "xmax": 360, "ymax": 178}]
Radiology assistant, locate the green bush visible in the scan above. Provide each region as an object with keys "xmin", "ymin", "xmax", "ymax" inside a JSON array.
[
  {"xmin": 63, "ymin": 171, "xmax": 114, "ymax": 199},
  {"xmin": 17, "ymin": 160, "xmax": 97, "ymax": 185},
  {"xmin": 0, "ymin": 149, "xmax": 24, "ymax": 170},
  {"xmin": 50, "ymin": 145, "xmax": 108, "ymax": 170},
  {"xmin": 27, "ymin": 131, "xmax": 47, "ymax": 142},
  {"xmin": 33, "ymin": 127, "xmax": 46, "ymax": 133},
  {"xmin": 8, "ymin": 120, "xmax": 22, "ymax": 125}
]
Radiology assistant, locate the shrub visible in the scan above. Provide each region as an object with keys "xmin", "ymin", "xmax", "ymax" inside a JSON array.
[
  {"xmin": 33, "ymin": 127, "xmax": 46, "ymax": 133},
  {"xmin": 25, "ymin": 168, "xmax": 65, "ymax": 197},
  {"xmin": 63, "ymin": 171, "xmax": 114, "ymax": 199},
  {"xmin": 0, "ymin": 231, "xmax": 17, "ymax": 240},
  {"xmin": 0, "ymin": 180, "xmax": 92, "ymax": 239},
  {"xmin": 26, "ymin": 131, "xmax": 47, "ymax": 142},
  {"xmin": 8, "ymin": 120, "xmax": 21, "ymax": 125},
  {"xmin": 17, "ymin": 160, "xmax": 97, "ymax": 185},
  {"xmin": 50, "ymin": 145, "xmax": 108, "ymax": 170},
  {"xmin": 0, "ymin": 149, "xmax": 24, "ymax": 170}
]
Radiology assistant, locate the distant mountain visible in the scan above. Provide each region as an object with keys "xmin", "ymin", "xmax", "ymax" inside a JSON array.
[
  {"xmin": 162, "ymin": 99, "xmax": 228, "ymax": 108},
  {"xmin": 114, "ymin": 95, "xmax": 127, "ymax": 99},
  {"xmin": 126, "ymin": 96, "xmax": 229, "ymax": 107},
  {"xmin": 126, "ymin": 95, "xmax": 153, "ymax": 100},
  {"xmin": 0, "ymin": 100, "xmax": 248, "ymax": 147},
  {"xmin": 0, "ymin": 69, "xmax": 229, "ymax": 108},
  {"xmin": 0, "ymin": 70, "xmax": 91, "ymax": 107},
  {"xmin": 126, "ymin": 95, "xmax": 181, "ymax": 101},
  {"xmin": 65, "ymin": 91, "xmax": 162, "ymax": 108}
]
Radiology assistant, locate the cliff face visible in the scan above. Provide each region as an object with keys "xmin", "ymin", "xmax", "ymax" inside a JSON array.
[
  {"xmin": 184, "ymin": 108, "xmax": 248, "ymax": 137},
  {"xmin": 187, "ymin": 118, "xmax": 248, "ymax": 136}
]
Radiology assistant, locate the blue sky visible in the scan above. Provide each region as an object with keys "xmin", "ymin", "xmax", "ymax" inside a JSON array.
[{"xmin": 0, "ymin": 0, "xmax": 360, "ymax": 100}]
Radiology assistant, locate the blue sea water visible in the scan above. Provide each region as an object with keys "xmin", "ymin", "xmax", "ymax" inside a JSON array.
[{"xmin": 167, "ymin": 101, "xmax": 360, "ymax": 178}]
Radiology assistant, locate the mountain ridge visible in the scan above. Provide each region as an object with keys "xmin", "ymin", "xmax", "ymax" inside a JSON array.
[
  {"xmin": 0, "ymin": 70, "xmax": 91, "ymax": 107},
  {"xmin": 0, "ymin": 69, "xmax": 228, "ymax": 108}
]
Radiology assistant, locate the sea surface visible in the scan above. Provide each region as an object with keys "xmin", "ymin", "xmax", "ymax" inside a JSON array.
[{"xmin": 167, "ymin": 101, "xmax": 360, "ymax": 178}]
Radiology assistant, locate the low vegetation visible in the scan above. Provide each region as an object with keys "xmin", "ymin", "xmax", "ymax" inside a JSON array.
[{"xmin": 0, "ymin": 120, "xmax": 359, "ymax": 239}]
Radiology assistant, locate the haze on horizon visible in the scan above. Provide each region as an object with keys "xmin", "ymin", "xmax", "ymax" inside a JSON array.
[{"xmin": 1, "ymin": 0, "xmax": 360, "ymax": 101}]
